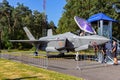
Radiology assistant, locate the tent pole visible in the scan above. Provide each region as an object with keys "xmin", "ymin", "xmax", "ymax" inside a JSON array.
[
  {"xmin": 100, "ymin": 20, "xmax": 103, "ymax": 36},
  {"xmin": 109, "ymin": 21, "xmax": 112, "ymax": 40}
]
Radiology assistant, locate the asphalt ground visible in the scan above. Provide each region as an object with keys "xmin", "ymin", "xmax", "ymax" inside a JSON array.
[
  {"xmin": 1, "ymin": 53, "xmax": 120, "ymax": 80},
  {"xmin": 47, "ymin": 58, "xmax": 120, "ymax": 80}
]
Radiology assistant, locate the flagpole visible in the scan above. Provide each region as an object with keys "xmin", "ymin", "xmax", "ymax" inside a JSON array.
[
  {"xmin": 43, "ymin": 0, "xmax": 46, "ymax": 16},
  {"xmin": 43, "ymin": 0, "xmax": 47, "ymax": 36}
]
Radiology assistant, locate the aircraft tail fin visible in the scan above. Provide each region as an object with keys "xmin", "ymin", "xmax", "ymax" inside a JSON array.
[
  {"xmin": 23, "ymin": 27, "xmax": 35, "ymax": 40},
  {"xmin": 47, "ymin": 29, "xmax": 53, "ymax": 36}
]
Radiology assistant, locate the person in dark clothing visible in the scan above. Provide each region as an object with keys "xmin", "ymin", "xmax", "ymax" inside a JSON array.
[
  {"xmin": 112, "ymin": 40, "xmax": 118, "ymax": 65},
  {"xmin": 92, "ymin": 42, "xmax": 98, "ymax": 60},
  {"xmin": 101, "ymin": 44, "xmax": 106, "ymax": 63}
]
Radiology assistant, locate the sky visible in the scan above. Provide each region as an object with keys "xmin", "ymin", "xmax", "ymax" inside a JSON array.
[{"xmin": 0, "ymin": 0, "xmax": 66, "ymax": 26}]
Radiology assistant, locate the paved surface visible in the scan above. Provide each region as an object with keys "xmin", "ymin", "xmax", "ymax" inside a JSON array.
[
  {"xmin": 47, "ymin": 59, "xmax": 120, "ymax": 80},
  {"xmin": 1, "ymin": 53, "xmax": 120, "ymax": 80}
]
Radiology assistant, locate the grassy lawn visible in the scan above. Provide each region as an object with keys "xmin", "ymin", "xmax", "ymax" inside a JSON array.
[
  {"xmin": 0, "ymin": 58, "xmax": 83, "ymax": 80},
  {"xmin": 1, "ymin": 49, "xmax": 94, "ymax": 55}
]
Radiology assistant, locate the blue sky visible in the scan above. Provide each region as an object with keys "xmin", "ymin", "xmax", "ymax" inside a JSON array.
[{"xmin": 0, "ymin": 0, "xmax": 66, "ymax": 26}]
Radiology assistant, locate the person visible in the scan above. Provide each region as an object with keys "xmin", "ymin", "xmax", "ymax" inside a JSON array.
[
  {"xmin": 92, "ymin": 42, "xmax": 98, "ymax": 60},
  {"xmin": 112, "ymin": 40, "xmax": 118, "ymax": 65},
  {"xmin": 101, "ymin": 44, "xmax": 106, "ymax": 63},
  {"xmin": 79, "ymin": 30, "xmax": 85, "ymax": 36}
]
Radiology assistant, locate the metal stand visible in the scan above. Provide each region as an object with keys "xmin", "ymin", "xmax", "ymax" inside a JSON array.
[{"xmin": 75, "ymin": 52, "xmax": 81, "ymax": 70}]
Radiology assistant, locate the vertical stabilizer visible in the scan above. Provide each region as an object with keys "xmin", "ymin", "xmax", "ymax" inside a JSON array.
[
  {"xmin": 47, "ymin": 29, "xmax": 53, "ymax": 36},
  {"xmin": 23, "ymin": 27, "xmax": 35, "ymax": 40}
]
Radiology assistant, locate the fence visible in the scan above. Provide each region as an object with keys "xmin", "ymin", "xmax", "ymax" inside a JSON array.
[
  {"xmin": 0, "ymin": 51, "xmax": 48, "ymax": 68},
  {"xmin": 0, "ymin": 50, "xmax": 115, "ymax": 70}
]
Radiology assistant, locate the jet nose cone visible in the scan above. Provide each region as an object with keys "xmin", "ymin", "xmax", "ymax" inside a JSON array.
[
  {"xmin": 78, "ymin": 35, "xmax": 110, "ymax": 46},
  {"xmin": 92, "ymin": 35, "xmax": 110, "ymax": 45},
  {"xmin": 105, "ymin": 38, "xmax": 110, "ymax": 42}
]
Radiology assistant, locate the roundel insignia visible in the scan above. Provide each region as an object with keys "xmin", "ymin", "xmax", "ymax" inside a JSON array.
[{"xmin": 58, "ymin": 41, "xmax": 63, "ymax": 47}]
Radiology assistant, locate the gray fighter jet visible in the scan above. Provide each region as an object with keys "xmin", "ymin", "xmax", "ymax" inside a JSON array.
[
  {"xmin": 10, "ymin": 27, "xmax": 110, "ymax": 55},
  {"xmin": 10, "ymin": 16, "xmax": 110, "ymax": 55}
]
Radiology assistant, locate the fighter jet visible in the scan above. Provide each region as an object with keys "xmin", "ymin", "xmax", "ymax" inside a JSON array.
[
  {"xmin": 10, "ymin": 27, "xmax": 109, "ymax": 55},
  {"xmin": 10, "ymin": 16, "xmax": 110, "ymax": 55}
]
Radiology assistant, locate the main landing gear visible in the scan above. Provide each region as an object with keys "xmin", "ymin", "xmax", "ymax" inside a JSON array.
[
  {"xmin": 58, "ymin": 53, "xmax": 65, "ymax": 57},
  {"xmin": 34, "ymin": 52, "xmax": 38, "ymax": 56}
]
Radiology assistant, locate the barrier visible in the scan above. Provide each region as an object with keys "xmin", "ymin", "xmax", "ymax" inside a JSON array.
[
  {"xmin": 0, "ymin": 50, "xmax": 120, "ymax": 70},
  {"xmin": 0, "ymin": 52, "xmax": 48, "ymax": 69}
]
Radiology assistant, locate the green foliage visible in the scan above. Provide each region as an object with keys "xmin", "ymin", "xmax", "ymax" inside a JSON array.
[
  {"xmin": 57, "ymin": 0, "xmax": 120, "ymax": 40},
  {"xmin": 1, "ymin": 0, "xmax": 120, "ymax": 49},
  {"xmin": 0, "ymin": 0, "xmax": 55, "ymax": 49}
]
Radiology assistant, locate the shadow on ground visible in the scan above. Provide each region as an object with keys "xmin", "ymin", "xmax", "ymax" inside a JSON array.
[
  {"xmin": 48, "ymin": 54, "xmax": 95, "ymax": 60},
  {"xmin": 4, "ymin": 76, "xmax": 38, "ymax": 80}
]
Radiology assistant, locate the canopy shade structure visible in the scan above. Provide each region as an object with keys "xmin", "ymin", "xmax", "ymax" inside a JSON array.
[
  {"xmin": 87, "ymin": 13, "xmax": 117, "ymax": 23},
  {"xmin": 74, "ymin": 16, "xmax": 94, "ymax": 34}
]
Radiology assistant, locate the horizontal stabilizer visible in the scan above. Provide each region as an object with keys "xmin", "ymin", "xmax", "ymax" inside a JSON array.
[{"xmin": 47, "ymin": 29, "xmax": 53, "ymax": 36}]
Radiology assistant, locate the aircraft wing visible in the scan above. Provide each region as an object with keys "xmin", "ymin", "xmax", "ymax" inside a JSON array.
[
  {"xmin": 10, "ymin": 38, "xmax": 66, "ymax": 44},
  {"xmin": 9, "ymin": 40, "xmax": 43, "ymax": 44}
]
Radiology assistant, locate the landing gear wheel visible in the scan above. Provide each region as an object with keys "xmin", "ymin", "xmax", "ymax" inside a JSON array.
[
  {"xmin": 58, "ymin": 53, "xmax": 65, "ymax": 57},
  {"xmin": 34, "ymin": 52, "xmax": 38, "ymax": 56}
]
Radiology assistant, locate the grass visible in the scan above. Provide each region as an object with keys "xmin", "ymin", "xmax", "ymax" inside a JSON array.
[
  {"xmin": 1, "ymin": 49, "xmax": 94, "ymax": 55},
  {"xmin": 1, "ymin": 49, "xmax": 95, "ymax": 61},
  {"xmin": 0, "ymin": 58, "xmax": 83, "ymax": 80}
]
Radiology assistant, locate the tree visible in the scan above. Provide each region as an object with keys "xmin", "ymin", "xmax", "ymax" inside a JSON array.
[
  {"xmin": 57, "ymin": 0, "xmax": 120, "ymax": 39},
  {"xmin": 0, "ymin": 0, "xmax": 13, "ymax": 49},
  {"xmin": 0, "ymin": 0, "xmax": 50, "ymax": 49}
]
